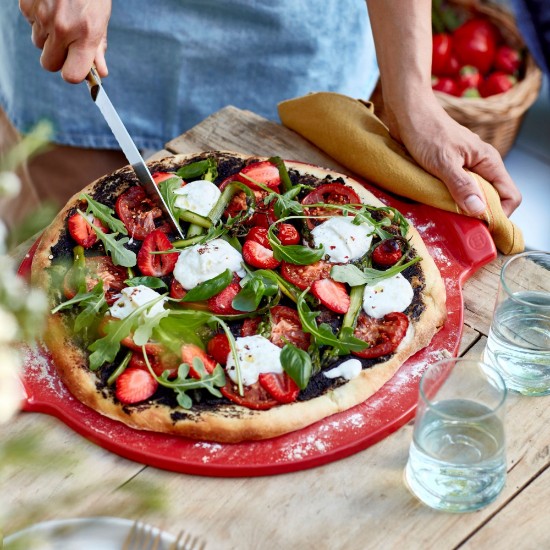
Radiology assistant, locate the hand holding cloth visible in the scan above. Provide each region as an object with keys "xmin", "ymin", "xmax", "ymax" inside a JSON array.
[{"xmin": 278, "ymin": 92, "xmax": 524, "ymax": 255}]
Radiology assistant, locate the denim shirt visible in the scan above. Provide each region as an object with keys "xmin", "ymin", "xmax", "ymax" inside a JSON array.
[{"xmin": 0, "ymin": 0, "xmax": 378, "ymax": 150}]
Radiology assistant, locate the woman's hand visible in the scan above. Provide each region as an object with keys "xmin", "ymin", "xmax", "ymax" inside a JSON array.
[
  {"xmin": 19, "ymin": 0, "xmax": 112, "ymax": 83},
  {"xmin": 385, "ymin": 92, "xmax": 521, "ymax": 216}
]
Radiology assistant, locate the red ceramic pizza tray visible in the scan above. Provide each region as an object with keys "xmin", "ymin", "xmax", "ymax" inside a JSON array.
[{"xmin": 17, "ymin": 181, "xmax": 496, "ymax": 477}]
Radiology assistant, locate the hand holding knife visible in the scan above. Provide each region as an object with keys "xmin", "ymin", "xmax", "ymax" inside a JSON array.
[{"xmin": 85, "ymin": 67, "xmax": 184, "ymax": 239}]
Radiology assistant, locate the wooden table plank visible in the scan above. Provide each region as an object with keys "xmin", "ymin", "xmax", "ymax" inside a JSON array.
[{"xmin": 4, "ymin": 106, "xmax": 549, "ymax": 550}]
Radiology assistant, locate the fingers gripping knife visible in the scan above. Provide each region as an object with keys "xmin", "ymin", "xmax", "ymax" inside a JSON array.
[{"xmin": 85, "ymin": 66, "xmax": 184, "ymax": 239}]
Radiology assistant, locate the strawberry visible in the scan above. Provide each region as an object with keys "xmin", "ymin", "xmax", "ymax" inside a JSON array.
[
  {"xmin": 115, "ymin": 367, "xmax": 158, "ymax": 404},
  {"xmin": 494, "ymin": 45, "xmax": 522, "ymax": 75},
  {"xmin": 207, "ymin": 281, "xmax": 242, "ymax": 315},
  {"xmin": 181, "ymin": 343, "xmax": 217, "ymax": 378},
  {"xmin": 137, "ymin": 229, "xmax": 178, "ymax": 277},
  {"xmin": 311, "ymin": 278, "xmax": 350, "ymax": 314},
  {"xmin": 67, "ymin": 212, "xmax": 107, "ymax": 248},
  {"xmin": 259, "ymin": 372, "xmax": 300, "ymax": 404},
  {"xmin": 479, "ymin": 72, "xmax": 517, "ymax": 97},
  {"xmin": 277, "ymin": 223, "xmax": 300, "ymax": 245},
  {"xmin": 236, "ymin": 161, "xmax": 281, "ymax": 191},
  {"xmin": 242, "ymin": 239, "xmax": 280, "ymax": 269},
  {"xmin": 246, "ymin": 226, "xmax": 271, "ymax": 248},
  {"xmin": 152, "ymin": 171, "xmax": 180, "ymax": 185}
]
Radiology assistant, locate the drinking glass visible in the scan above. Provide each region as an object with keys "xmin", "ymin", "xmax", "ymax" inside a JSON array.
[
  {"xmin": 405, "ymin": 358, "xmax": 507, "ymax": 512},
  {"xmin": 484, "ymin": 251, "xmax": 550, "ymax": 396}
]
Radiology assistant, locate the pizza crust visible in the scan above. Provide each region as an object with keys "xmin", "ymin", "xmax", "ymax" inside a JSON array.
[{"xmin": 32, "ymin": 152, "xmax": 447, "ymax": 443}]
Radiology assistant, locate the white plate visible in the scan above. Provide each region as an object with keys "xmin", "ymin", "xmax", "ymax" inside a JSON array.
[{"xmin": 4, "ymin": 516, "xmax": 175, "ymax": 549}]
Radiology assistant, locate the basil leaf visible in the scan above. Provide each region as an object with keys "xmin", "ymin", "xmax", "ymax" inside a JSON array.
[
  {"xmin": 81, "ymin": 193, "xmax": 128, "ymax": 235},
  {"xmin": 157, "ymin": 176, "xmax": 184, "ymax": 222},
  {"xmin": 331, "ymin": 257, "xmax": 421, "ymax": 286},
  {"xmin": 233, "ymin": 272, "xmax": 279, "ymax": 312},
  {"xmin": 125, "ymin": 276, "xmax": 168, "ymax": 289},
  {"xmin": 268, "ymin": 225, "xmax": 324, "ymax": 265},
  {"xmin": 181, "ymin": 269, "xmax": 233, "ymax": 302},
  {"xmin": 281, "ymin": 343, "xmax": 312, "ymax": 390},
  {"xmin": 176, "ymin": 158, "xmax": 218, "ymax": 181}
]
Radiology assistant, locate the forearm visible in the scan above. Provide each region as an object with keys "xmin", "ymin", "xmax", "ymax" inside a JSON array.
[{"xmin": 366, "ymin": 0, "xmax": 434, "ymax": 115}]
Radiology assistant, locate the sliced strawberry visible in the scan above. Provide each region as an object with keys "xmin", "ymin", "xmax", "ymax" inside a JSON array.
[
  {"xmin": 206, "ymin": 333, "xmax": 231, "ymax": 365},
  {"xmin": 236, "ymin": 161, "xmax": 281, "ymax": 191},
  {"xmin": 311, "ymin": 278, "xmax": 350, "ymax": 314},
  {"xmin": 242, "ymin": 239, "xmax": 280, "ymax": 270},
  {"xmin": 259, "ymin": 372, "xmax": 300, "ymax": 404},
  {"xmin": 115, "ymin": 367, "xmax": 158, "ymax": 404},
  {"xmin": 241, "ymin": 317, "xmax": 262, "ymax": 337},
  {"xmin": 152, "ymin": 171, "xmax": 180, "ymax": 185},
  {"xmin": 207, "ymin": 281, "xmax": 243, "ymax": 315},
  {"xmin": 277, "ymin": 223, "xmax": 300, "ymax": 245},
  {"xmin": 246, "ymin": 226, "xmax": 271, "ymax": 248},
  {"xmin": 181, "ymin": 343, "xmax": 217, "ymax": 378},
  {"xmin": 67, "ymin": 212, "xmax": 107, "ymax": 248},
  {"xmin": 137, "ymin": 229, "xmax": 178, "ymax": 277}
]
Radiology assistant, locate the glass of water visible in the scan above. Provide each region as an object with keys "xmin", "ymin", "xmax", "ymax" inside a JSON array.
[
  {"xmin": 405, "ymin": 358, "xmax": 507, "ymax": 512},
  {"xmin": 484, "ymin": 251, "xmax": 550, "ymax": 396}
]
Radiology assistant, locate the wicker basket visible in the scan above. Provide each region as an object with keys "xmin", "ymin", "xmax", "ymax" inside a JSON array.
[{"xmin": 433, "ymin": 0, "xmax": 543, "ymax": 157}]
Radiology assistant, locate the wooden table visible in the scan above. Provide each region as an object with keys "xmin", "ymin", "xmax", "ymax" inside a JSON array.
[{"xmin": 3, "ymin": 107, "xmax": 550, "ymax": 550}]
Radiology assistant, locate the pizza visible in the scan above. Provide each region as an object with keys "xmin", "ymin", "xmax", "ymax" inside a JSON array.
[{"xmin": 31, "ymin": 151, "xmax": 446, "ymax": 443}]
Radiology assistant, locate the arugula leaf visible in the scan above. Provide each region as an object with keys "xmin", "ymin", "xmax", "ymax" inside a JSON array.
[
  {"xmin": 181, "ymin": 269, "xmax": 233, "ymax": 302},
  {"xmin": 81, "ymin": 193, "xmax": 127, "ymax": 235},
  {"xmin": 271, "ymin": 187, "xmax": 304, "ymax": 220},
  {"xmin": 297, "ymin": 290, "xmax": 367, "ymax": 354},
  {"xmin": 331, "ymin": 256, "xmax": 421, "ymax": 286},
  {"xmin": 133, "ymin": 308, "xmax": 170, "ymax": 347},
  {"xmin": 281, "ymin": 343, "xmax": 312, "ymax": 390},
  {"xmin": 125, "ymin": 276, "xmax": 168, "ymax": 290},
  {"xmin": 77, "ymin": 209, "xmax": 137, "ymax": 267},
  {"xmin": 87, "ymin": 294, "xmax": 167, "ymax": 371},
  {"xmin": 267, "ymin": 224, "xmax": 324, "ymax": 265},
  {"xmin": 74, "ymin": 284, "xmax": 108, "ymax": 333}
]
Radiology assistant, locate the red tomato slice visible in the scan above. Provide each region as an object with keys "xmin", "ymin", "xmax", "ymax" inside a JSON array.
[
  {"xmin": 277, "ymin": 223, "xmax": 300, "ymax": 245},
  {"xmin": 259, "ymin": 372, "xmax": 300, "ymax": 404},
  {"xmin": 220, "ymin": 380, "xmax": 279, "ymax": 410},
  {"xmin": 181, "ymin": 343, "xmax": 217, "ymax": 378},
  {"xmin": 269, "ymin": 305, "xmax": 310, "ymax": 351},
  {"xmin": 63, "ymin": 256, "xmax": 127, "ymax": 305},
  {"xmin": 207, "ymin": 281, "xmax": 243, "ymax": 315},
  {"xmin": 301, "ymin": 183, "xmax": 361, "ymax": 229},
  {"xmin": 236, "ymin": 160, "xmax": 281, "ymax": 191},
  {"xmin": 224, "ymin": 188, "xmax": 277, "ymax": 228},
  {"xmin": 352, "ymin": 312, "xmax": 409, "ymax": 359},
  {"xmin": 67, "ymin": 212, "xmax": 108, "ymax": 248},
  {"xmin": 371, "ymin": 239, "xmax": 403, "ymax": 267},
  {"xmin": 242, "ymin": 239, "xmax": 280, "ymax": 270},
  {"xmin": 280, "ymin": 260, "xmax": 332, "ymax": 291},
  {"xmin": 115, "ymin": 186, "xmax": 169, "ymax": 240},
  {"xmin": 169, "ymin": 278, "xmax": 187, "ymax": 300},
  {"xmin": 136, "ymin": 229, "xmax": 178, "ymax": 277},
  {"xmin": 207, "ymin": 333, "xmax": 231, "ymax": 366},
  {"xmin": 311, "ymin": 278, "xmax": 350, "ymax": 314}
]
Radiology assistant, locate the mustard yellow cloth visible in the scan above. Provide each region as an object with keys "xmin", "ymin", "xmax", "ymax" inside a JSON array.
[{"xmin": 278, "ymin": 92, "xmax": 524, "ymax": 255}]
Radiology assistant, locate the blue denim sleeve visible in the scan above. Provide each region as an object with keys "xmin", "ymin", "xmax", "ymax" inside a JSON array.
[{"xmin": 0, "ymin": 0, "xmax": 378, "ymax": 150}]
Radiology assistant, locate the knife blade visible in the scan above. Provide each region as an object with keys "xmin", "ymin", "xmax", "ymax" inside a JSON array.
[{"xmin": 85, "ymin": 66, "xmax": 184, "ymax": 239}]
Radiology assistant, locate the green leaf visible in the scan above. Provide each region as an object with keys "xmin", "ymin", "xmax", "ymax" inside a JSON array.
[
  {"xmin": 125, "ymin": 276, "xmax": 168, "ymax": 289},
  {"xmin": 157, "ymin": 176, "xmax": 184, "ymax": 223},
  {"xmin": 331, "ymin": 257, "xmax": 421, "ymax": 286},
  {"xmin": 268, "ymin": 225, "xmax": 324, "ymax": 265},
  {"xmin": 176, "ymin": 158, "xmax": 218, "ymax": 181},
  {"xmin": 268, "ymin": 156, "xmax": 293, "ymax": 193},
  {"xmin": 272, "ymin": 187, "xmax": 304, "ymax": 219},
  {"xmin": 74, "ymin": 285, "xmax": 108, "ymax": 333},
  {"xmin": 133, "ymin": 308, "xmax": 170, "ymax": 346},
  {"xmin": 82, "ymin": 193, "xmax": 127, "ymax": 235},
  {"xmin": 181, "ymin": 269, "xmax": 233, "ymax": 302},
  {"xmin": 281, "ymin": 343, "xmax": 312, "ymax": 390},
  {"xmin": 233, "ymin": 272, "xmax": 279, "ymax": 312}
]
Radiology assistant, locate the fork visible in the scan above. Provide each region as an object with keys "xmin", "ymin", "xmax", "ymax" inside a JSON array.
[
  {"xmin": 170, "ymin": 530, "xmax": 207, "ymax": 550},
  {"xmin": 122, "ymin": 521, "xmax": 163, "ymax": 550}
]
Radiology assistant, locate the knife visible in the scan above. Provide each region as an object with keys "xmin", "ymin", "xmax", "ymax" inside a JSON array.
[{"xmin": 85, "ymin": 66, "xmax": 184, "ymax": 239}]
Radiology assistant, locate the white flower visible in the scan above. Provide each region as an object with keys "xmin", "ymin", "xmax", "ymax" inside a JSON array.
[
  {"xmin": 0, "ymin": 307, "xmax": 18, "ymax": 343},
  {"xmin": 0, "ymin": 345, "xmax": 23, "ymax": 424},
  {"xmin": 0, "ymin": 170, "xmax": 21, "ymax": 199}
]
